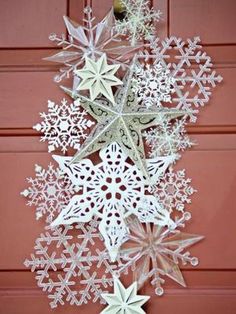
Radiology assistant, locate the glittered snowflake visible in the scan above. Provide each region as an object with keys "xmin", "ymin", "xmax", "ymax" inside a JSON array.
[
  {"xmin": 118, "ymin": 212, "xmax": 203, "ymax": 296},
  {"xmin": 141, "ymin": 36, "xmax": 223, "ymax": 120},
  {"xmin": 154, "ymin": 167, "xmax": 196, "ymax": 212},
  {"xmin": 33, "ymin": 99, "xmax": 94, "ymax": 153},
  {"xmin": 44, "ymin": 6, "xmax": 138, "ymax": 83},
  {"xmin": 21, "ymin": 163, "xmax": 79, "ymax": 223},
  {"xmin": 24, "ymin": 218, "xmax": 119, "ymax": 308},
  {"xmin": 115, "ymin": 0, "xmax": 162, "ymax": 45},
  {"xmin": 132, "ymin": 62, "xmax": 176, "ymax": 108},
  {"xmin": 51, "ymin": 143, "xmax": 177, "ymax": 261},
  {"xmin": 144, "ymin": 117, "xmax": 193, "ymax": 157}
]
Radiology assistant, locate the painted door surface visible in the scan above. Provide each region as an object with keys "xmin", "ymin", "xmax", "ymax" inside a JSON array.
[{"xmin": 0, "ymin": 1, "xmax": 236, "ymax": 313}]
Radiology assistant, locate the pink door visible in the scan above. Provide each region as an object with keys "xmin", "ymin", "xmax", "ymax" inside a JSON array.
[{"xmin": 0, "ymin": 1, "xmax": 236, "ymax": 313}]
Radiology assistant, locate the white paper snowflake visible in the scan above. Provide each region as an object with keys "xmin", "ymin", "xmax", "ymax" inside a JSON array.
[
  {"xmin": 132, "ymin": 62, "xmax": 176, "ymax": 108},
  {"xmin": 44, "ymin": 6, "xmax": 138, "ymax": 83},
  {"xmin": 21, "ymin": 163, "xmax": 79, "ymax": 223},
  {"xmin": 33, "ymin": 99, "xmax": 94, "ymax": 153},
  {"xmin": 24, "ymin": 218, "xmax": 118, "ymax": 308},
  {"xmin": 51, "ymin": 143, "xmax": 177, "ymax": 261},
  {"xmin": 118, "ymin": 212, "xmax": 203, "ymax": 296},
  {"xmin": 141, "ymin": 36, "xmax": 223, "ymax": 120},
  {"xmin": 115, "ymin": 0, "xmax": 162, "ymax": 45},
  {"xmin": 144, "ymin": 117, "xmax": 193, "ymax": 157},
  {"xmin": 154, "ymin": 167, "xmax": 196, "ymax": 212}
]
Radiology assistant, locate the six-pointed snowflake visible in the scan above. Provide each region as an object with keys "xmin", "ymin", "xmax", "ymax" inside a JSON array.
[
  {"xmin": 118, "ymin": 212, "xmax": 203, "ymax": 296},
  {"xmin": 154, "ymin": 167, "xmax": 196, "ymax": 212},
  {"xmin": 132, "ymin": 62, "xmax": 176, "ymax": 108},
  {"xmin": 21, "ymin": 163, "xmax": 79, "ymax": 223},
  {"xmin": 33, "ymin": 98, "xmax": 94, "ymax": 153},
  {"xmin": 144, "ymin": 117, "xmax": 193, "ymax": 157},
  {"xmin": 51, "ymin": 143, "xmax": 177, "ymax": 261},
  {"xmin": 24, "ymin": 218, "xmax": 118, "ymax": 308}
]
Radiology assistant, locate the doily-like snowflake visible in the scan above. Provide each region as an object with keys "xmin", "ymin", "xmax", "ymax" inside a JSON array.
[
  {"xmin": 51, "ymin": 143, "xmax": 177, "ymax": 261},
  {"xmin": 141, "ymin": 36, "xmax": 223, "ymax": 120},
  {"xmin": 115, "ymin": 0, "xmax": 162, "ymax": 45},
  {"xmin": 132, "ymin": 62, "xmax": 175, "ymax": 108},
  {"xmin": 44, "ymin": 6, "xmax": 138, "ymax": 83},
  {"xmin": 33, "ymin": 99, "xmax": 94, "ymax": 153},
  {"xmin": 24, "ymin": 218, "xmax": 119, "ymax": 308},
  {"xmin": 144, "ymin": 117, "xmax": 193, "ymax": 157},
  {"xmin": 21, "ymin": 163, "xmax": 79, "ymax": 223},
  {"xmin": 118, "ymin": 212, "xmax": 203, "ymax": 296},
  {"xmin": 154, "ymin": 167, "xmax": 196, "ymax": 212}
]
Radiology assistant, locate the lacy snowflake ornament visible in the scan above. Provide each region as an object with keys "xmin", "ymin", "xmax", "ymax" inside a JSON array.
[
  {"xmin": 154, "ymin": 167, "xmax": 196, "ymax": 212},
  {"xmin": 74, "ymin": 54, "xmax": 123, "ymax": 104},
  {"xmin": 51, "ymin": 143, "xmax": 177, "ymax": 261},
  {"xmin": 44, "ymin": 6, "xmax": 139, "ymax": 83},
  {"xmin": 24, "ymin": 218, "xmax": 118, "ymax": 308},
  {"xmin": 21, "ymin": 163, "xmax": 79, "ymax": 223},
  {"xmin": 144, "ymin": 117, "xmax": 193, "ymax": 157},
  {"xmin": 33, "ymin": 99, "xmax": 94, "ymax": 153},
  {"xmin": 101, "ymin": 278, "xmax": 150, "ymax": 314},
  {"xmin": 118, "ymin": 212, "xmax": 203, "ymax": 296},
  {"xmin": 132, "ymin": 62, "xmax": 176, "ymax": 108},
  {"xmin": 142, "ymin": 37, "xmax": 223, "ymax": 120},
  {"xmin": 115, "ymin": 0, "xmax": 162, "ymax": 45}
]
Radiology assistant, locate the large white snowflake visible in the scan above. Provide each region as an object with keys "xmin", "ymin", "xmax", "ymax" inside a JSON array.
[
  {"xmin": 118, "ymin": 212, "xmax": 203, "ymax": 296},
  {"xmin": 154, "ymin": 167, "xmax": 196, "ymax": 212},
  {"xmin": 51, "ymin": 143, "xmax": 178, "ymax": 261},
  {"xmin": 115, "ymin": 0, "xmax": 162, "ymax": 45},
  {"xmin": 144, "ymin": 117, "xmax": 193, "ymax": 157},
  {"xmin": 44, "ymin": 6, "xmax": 138, "ymax": 83},
  {"xmin": 21, "ymin": 163, "xmax": 79, "ymax": 223},
  {"xmin": 132, "ymin": 62, "xmax": 176, "ymax": 108},
  {"xmin": 24, "ymin": 218, "xmax": 118, "ymax": 308},
  {"xmin": 141, "ymin": 36, "xmax": 223, "ymax": 120},
  {"xmin": 33, "ymin": 99, "xmax": 94, "ymax": 153}
]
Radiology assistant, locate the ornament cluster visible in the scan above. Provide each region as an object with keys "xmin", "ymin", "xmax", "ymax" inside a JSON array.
[{"xmin": 21, "ymin": 1, "xmax": 222, "ymax": 312}]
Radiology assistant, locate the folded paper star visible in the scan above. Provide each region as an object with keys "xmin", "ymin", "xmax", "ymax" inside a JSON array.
[
  {"xmin": 74, "ymin": 54, "xmax": 123, "ymax": 104},
  {"xmin": 101, "ymin": 278, "xmax": 150, "ymax": 314},
  {"xmin": 62, "ymin": 61, "xmax": 191, "ymax": 180}
]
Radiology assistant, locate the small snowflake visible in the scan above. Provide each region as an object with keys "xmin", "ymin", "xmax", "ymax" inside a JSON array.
[
  {"xmin": 21, "ymin": 163, "xmax": 79, "ymax": 223},
  {"xmin": 24, "ymin": 218, "xmax": 119, "ymax": 308},
  {"xmin": 33, "ymin": 99, "xmax": 94, "ymax": 153},
  {"xmin": 154, "ymin": 167, "xmax": 196, "ymax": 212},
  {"xmin": 51, "ymin": 143, "xmax": 176, "ymax": 261},
  {"xmin": 141, "ymin": 37, "xmax": 222, "ymax": 120},
  {"xmin": 116, "ymin": 0, "xmax": 162, "ymax": 45},
  {"xmin": 144, "ymin": 117, "xmax": 193, "ymax": 156},
  {"xmin": 118, "ymin": 212, "xmax": 203, "ymax": 296},
  {"xmin": 132, "ymin": 62, "xmax": 176, "ymax": 108}
]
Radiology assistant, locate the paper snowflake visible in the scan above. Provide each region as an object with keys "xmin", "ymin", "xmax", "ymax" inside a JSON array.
[
  {"xmin": 51, "ymin": 143, "xmax": 177, "ymax": 261},
  {"xmin": 115, "ymin": 0, "xmax": 162, "ymax": 45},
  {"xmin": 118, "ymin": 212, "xmax": 203, "ymax": 296},
  {"xmin": 141, "ymin": 36, "xmax": 222, "ymax": 119},
  {"xmin": 24, "ymin": 218, "xmax": 118, "ymax": 308},
  {"xmin": 21, "ymin": 163, "xmax": 79, "ymax": 223},
  {"xmin": 33, "ymin": 99, "xmax": 94, "ymax": 153},
  {"xmin": 132, "ymin": 62, "xmax": 176, "ymax": 108},
  {"xmin": 144, "ymin": 117, "xmax": 193, "ymax": 157},
  {"xmin": 101, "ymin": 278, "xmax": 150, "ymax": 314},
  {"xmin": 154, "ymin": 167, "xmax": 196, "ymax": 212},
  {"xmin": 44, "ymin": 6, "xmax": 138, "ymax": 83},
  {"xmin": 74, "ymin": 54, "xmax": 123, "ymax": 104}
]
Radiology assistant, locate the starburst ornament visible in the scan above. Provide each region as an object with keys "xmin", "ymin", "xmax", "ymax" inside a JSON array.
[
  {"xmin": 63, "ymin": 61, "xmax": 190, "ymax": 180},
  {"xmin": 74, "ymin": 54, "xmax": 123, "ymax": 104},
  {"xmin": 101, "ymin": 278, "xmax": 150, "ymax": 314}
]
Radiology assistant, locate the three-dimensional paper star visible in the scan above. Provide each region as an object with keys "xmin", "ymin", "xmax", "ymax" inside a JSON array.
[
  {"xmin": 74, "ymin": 54, "xmax": 123, "ymax": 104},
  {"xmin": 101, "ymin": 278, "xmax": 150, "ymax": 314},
  {"xmin": 62, "ymin": 61, "xmax": 190, "ymax": 180}
]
